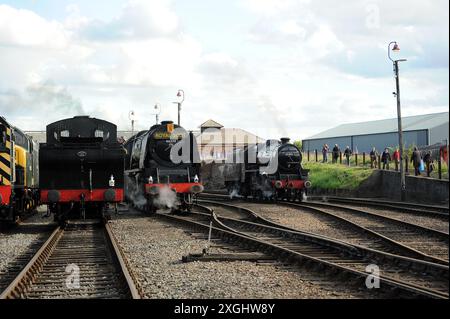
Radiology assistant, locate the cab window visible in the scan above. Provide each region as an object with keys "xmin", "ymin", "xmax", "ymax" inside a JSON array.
[{"xmin": 0, "ymin": 124, "xmax": 7, "ymax": 149}]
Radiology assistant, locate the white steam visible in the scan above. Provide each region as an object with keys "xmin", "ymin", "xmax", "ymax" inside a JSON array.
[{"xmin": 153, "ymin": 186, "xmax": 180, "ymax": 209}]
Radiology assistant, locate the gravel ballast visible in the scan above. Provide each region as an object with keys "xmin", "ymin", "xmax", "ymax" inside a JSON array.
[
  {"xmin": 109, "ymin": 210, "xmax": 365, "ymax": 299},
  {"xmin": 0, "ymin": 206, "xmax": 54, "ymax": 278}
]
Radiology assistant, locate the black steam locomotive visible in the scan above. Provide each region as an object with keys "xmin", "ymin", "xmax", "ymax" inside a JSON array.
[
  {"xmin": 124, "ymin": 121, "xmax": 203, "ymax": 213},
  {"xmin": 1, "ymin": 117, "xmax": 40, "ymax": 223},
  {"xmin": 39, "ymin": 116, "xmax": 125, "ymax": 223},
  {"xmin": 224, "ymin": 138, "xmax": 310, "ymax": 201}
]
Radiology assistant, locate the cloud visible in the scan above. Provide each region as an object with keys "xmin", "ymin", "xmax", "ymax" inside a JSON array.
[
  {"xmin": 0, "ymin": 4, "xmax": 69, "ymax": 49},
  {"xmin": 0, "ymin": 0, "xmax": 447, "ymax": 141},
  {"xmin": 0, "ymin": 83, "xmax": 85, "ymax": 129},
  {"xmin": 80, "ymin": 0, "xmax": 179, "ymax": 41}
]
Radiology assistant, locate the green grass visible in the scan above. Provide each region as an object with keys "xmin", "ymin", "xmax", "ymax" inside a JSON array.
[{"xmin": 304, "ymin": 162, "xmax": 374, "ymax": 190}]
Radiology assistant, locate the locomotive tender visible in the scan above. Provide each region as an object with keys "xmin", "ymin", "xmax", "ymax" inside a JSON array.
[
  {"xmin": 39, "ymin": 116, "xmax": 125, "ymax": 222},
  {"xmin": 124, "ymin": 120, "xmax": 203, "ymax": 213},
  {"xmin": 224, "ymin": 138, "xmax": 310, "ymax": 201},
  {"xmin": 0, "ymin": 117, "xmax": 39, "ymax": 222}
]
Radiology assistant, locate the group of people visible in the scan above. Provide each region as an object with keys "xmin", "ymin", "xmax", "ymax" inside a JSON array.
[
  {"xmin": 321, "ymin": 144, "xmax": 354, "ymax": 166},
  {"xmin": 368, "ymin": 147, "xmax": 400, "ymax": 170},
  {"xmin": 320, "ymin": 144, "xmax": 434, "ymax": 176}
]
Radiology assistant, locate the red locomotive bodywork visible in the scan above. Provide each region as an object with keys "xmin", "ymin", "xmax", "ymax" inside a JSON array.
[
  {"xmin": 144, "ymin": 183, "xmax": 203, "ymax": 194},
  {"xmin": 0, "ymin": 185, "xmax": 11, "ymax": 205},
  {"xmin": 41, "ymin": 189, "xmax": 124, "ymax": 203}
]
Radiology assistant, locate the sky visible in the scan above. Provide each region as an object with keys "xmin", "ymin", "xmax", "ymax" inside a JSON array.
[{"xmin": 0, "ymin": 0, "xmax": 448, "ymax": 140}]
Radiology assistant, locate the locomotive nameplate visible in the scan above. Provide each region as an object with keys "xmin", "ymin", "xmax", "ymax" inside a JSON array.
[{"xmin": 153, "ymin": 132, "xmax": 186, "ymax": 140}]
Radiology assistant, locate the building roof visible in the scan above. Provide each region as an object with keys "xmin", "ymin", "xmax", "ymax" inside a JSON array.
[
  {"xmin": 195, "ymin": 128, "xmax": 265, "ymax": 145},
  {"xmin": 199, "ymin": 119, "xmax": 224, "ymax": 129},
  {"xmin": 305, "ymin": 112, "xmax": 449, "ymax": 140}
]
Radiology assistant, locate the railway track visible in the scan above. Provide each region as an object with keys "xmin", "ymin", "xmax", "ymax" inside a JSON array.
[
  {"xmin": 308, "ymin": 196, "xmax": 449, "ymax": 216},
  {"xmin": 158, "ymin": 205, "xmax": 448, "ymax": 299},
  {"xmin": 198, "ymin": 193, "xmax": 449, "ymax": 264},
  {"xmin": 0, "ymin": 220, "xmax": 142, "ymax": 299},
  {"xmin": 200, "ymin": 192, "xmax": 449, "ymax": 217},
  {"xmin": 202, "ymin": 200, "xmax": 446, "ymax": 265},
  {"xmin": 290, "ymin": 201, "xmax": 449, "ymax": 264}
]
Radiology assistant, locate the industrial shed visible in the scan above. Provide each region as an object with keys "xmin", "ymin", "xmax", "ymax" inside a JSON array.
[{"xmin": 302, "ymin": 112, "xmax": 449, "ymax": 153}]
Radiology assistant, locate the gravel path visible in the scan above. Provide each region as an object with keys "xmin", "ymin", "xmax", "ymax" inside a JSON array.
[
  {"xmin": 109, "ymin": 209, "xmax": 365, "ymax": 299},
  {"xmin": 236, "ymin": 202, "xmax": 374, "ymax": 247},
  {"xmin": 334, "ymin": 204, "xmax": 449, "ymax": 233},
  {"xmin": 0, "ymin": 206, "xmax": 54, "ymax": 289}
]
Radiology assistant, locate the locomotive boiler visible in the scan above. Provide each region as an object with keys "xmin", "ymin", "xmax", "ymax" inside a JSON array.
[
  {"xmin": 224, "ymin": 138, "xmax": 310, "ymax": 201},
  {"xmin": 124, "ymin": 121, "xmax": 203, "ymax": 213}
]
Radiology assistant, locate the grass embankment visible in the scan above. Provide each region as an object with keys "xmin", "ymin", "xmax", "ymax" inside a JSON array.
[{"xmin": 303, "ymin": 162, "xmax": 373, "ymax": 190}]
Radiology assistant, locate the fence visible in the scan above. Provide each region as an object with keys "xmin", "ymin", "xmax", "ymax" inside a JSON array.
[{"xmin": 302, "ymin": 150, "xmax": 449, "ymax": 180}]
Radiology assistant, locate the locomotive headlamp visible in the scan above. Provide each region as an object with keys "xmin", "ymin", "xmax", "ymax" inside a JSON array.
[
  {"xmin": 194, "ymin": 175, "xmax": 199, "ymax": 183},
  {"xmin": 148, "ymin": 176, "xmax": 154, "ymax": 184},
  {"xmin": 109, "ymin": 175, "xmax": 115, "ymax": 187},
  {"xmin": 274, "ymin": 181, "xmax": 283, "ymax": 189},
  {"xmin": 190, "ymin": 184, "xmax": 204, "ymax": 194},
  {"xmin": 304, "ymin": 181, "xmax": 312, "ymax": 188}
]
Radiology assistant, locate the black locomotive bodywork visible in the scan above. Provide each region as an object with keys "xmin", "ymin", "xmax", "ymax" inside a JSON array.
[
  {"xmin": 124, "ymin": 121, "xmax": 203, "ymax": 212},
  {"xmin": 224, "ymin": 138, "xmax": 310, "ymax": 201},
  {"xmin": 39, "ymin": 116, "xmax": 125, "ymax": 222}
]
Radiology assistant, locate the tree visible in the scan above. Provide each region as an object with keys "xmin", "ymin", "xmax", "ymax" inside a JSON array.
[{"xmin": 293, "ymin": 140, "xmax": 302, "ymax": 150}]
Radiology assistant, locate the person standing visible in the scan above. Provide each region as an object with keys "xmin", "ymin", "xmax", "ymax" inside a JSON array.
[
  {"xmin": 411, "ymin": 146, "xmax": 422, "ymax": 176},
  {"xmin": 369, "ymin": 147, "xmax": 378, "ymax": 168},
  {"xmin": 423, "ymin": 151, "xmax": 434, "ymax": 177},
  {"xmin": 322, "ymin": 144, "xmax": 329, "ymax": 163},
  {"xmin": 381, "ymin": 148, "xmax": 391, "ymax": 170},
  {"xmin": 393, "ymin": 148, "xmax": 400, "ymax": 171},
  {"xmin": 344, "ymin": 146, "xmax": 352, "ymax": 166},
  {"xmin": 332, "ymin": 144, "xmax": 340, "ymax": 164}
]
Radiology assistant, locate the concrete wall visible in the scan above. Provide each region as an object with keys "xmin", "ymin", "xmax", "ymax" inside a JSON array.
[{"xmin": 310, "ymin": 170, "xmax": 449, "ymax": 204}]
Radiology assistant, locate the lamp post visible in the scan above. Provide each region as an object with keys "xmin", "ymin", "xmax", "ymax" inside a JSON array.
[
  {"xmin": 173, "ymin": 89, "xmax": 184, "ymax": 126},
  {"xmin": 153, "ymin": 103, "xmax": 162, "ymax": 125},
  {"xmin": 388, "ymin": 41, "xmax": 407, "ymax": 201},
  {"xmin": 129, "ymin": 110, "xmax": 136, "ymax": 135}
]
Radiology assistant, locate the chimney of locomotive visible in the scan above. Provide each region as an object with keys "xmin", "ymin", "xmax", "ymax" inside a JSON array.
[
  {"xmin": 281, "ymin": 138, "xmax": 290, "ymax": 144},
  {"xmin": 161, "ymin": 121, "xmax": 174, "ymax": 125}
]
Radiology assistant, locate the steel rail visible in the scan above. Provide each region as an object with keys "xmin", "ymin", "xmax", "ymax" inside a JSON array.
[
  {"xmin": 198, "ymin": 199, "xmax": 449, "ymax": 265},
  {"xmin": 307, "ymin": 196, "xmax": 449, "ymax": 216},
  {"xmin": 194, "ymin": 201, "xmax": 449, "ymax": 297},
  {"xmin": 0, "ymin": 221, "xmax": 142, "ymax": 299},
  {"xmin": 157, "ymin": 211, "xmax": 449, "ymax": 299}
]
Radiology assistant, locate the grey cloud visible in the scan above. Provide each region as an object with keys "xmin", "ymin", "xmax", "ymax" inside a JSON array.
[
  {"xmin": 0, "ymin": 82, "xmax": 85, "ymax": 129},
  {"xmin": 78, "ymin": 1, "xmax": 179, "ymax": 42}
]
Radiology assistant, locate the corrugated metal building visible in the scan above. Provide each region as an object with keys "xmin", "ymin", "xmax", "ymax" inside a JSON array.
[{"xmin": 302, "ymin": 112, "xmax": 449, "ymax": 153}]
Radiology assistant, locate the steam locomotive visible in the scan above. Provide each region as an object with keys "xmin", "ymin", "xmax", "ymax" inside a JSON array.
[
  {"xmin": 124, "ymin": 121, "xmax": 203, "ymax": 213},
  {"xmin": 39, "ymin": 116, "xmax": 125, "ymax": 223},
  {"xmin": 224, "ymin": 138, "xmax": 310, "ymax": 201},
  {"xmin": 0, "ymin": 117, "xmax": 39, "ymax": 223}
]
